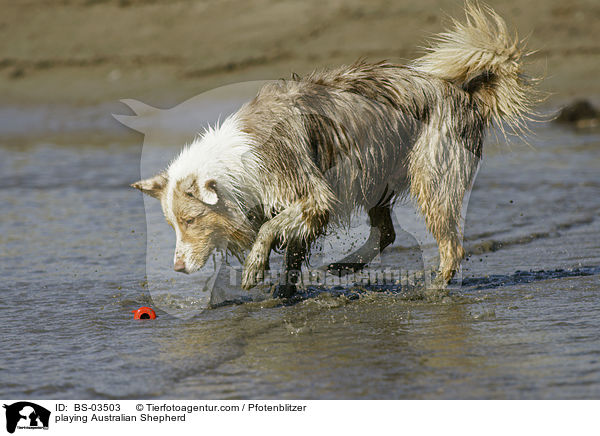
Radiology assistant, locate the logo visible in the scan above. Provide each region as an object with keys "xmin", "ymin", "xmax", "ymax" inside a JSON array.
[{"xmin": 3, "ymin": 402, "xmax": 50, "ymax": 434}]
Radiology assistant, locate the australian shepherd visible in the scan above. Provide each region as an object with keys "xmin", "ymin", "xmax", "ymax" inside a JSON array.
[{"xmin": 132, "ymin": 3, "xmax": 536, "ymax": 297}]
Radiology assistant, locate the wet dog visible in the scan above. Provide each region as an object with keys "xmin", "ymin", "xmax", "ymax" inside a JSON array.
[{"xmin": 132, "ymin": 3, "xmax": 536, "ymax": 297}]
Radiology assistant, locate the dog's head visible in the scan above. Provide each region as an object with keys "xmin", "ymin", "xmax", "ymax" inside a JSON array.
[{"xmin": 133, "ymin": 171, "xmax": 253, "ymax": 274}]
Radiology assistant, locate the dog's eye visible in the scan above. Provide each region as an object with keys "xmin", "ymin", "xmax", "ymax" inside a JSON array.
[{"xmin": 185, "ymin": 217, "xmax": 195, "ymax": 225}]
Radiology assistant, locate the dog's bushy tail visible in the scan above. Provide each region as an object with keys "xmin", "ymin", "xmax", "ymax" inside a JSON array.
[{"xmin": 411, "ymin": 2, "xmax": 537, "ymax": 133}]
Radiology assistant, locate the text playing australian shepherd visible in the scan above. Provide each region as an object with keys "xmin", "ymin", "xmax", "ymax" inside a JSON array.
[{"xmin": 132, "ymin": 3, "xmax": 537, "ymax": 298}]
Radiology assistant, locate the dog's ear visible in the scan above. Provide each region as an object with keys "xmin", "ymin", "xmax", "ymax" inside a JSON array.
[
  {"xmin": 201, "ymin": 179, "xmax": 219, "ymax": 205},
  {"xmin": 181, "ymin": 176, "xmax": 219, "ymax": 205},
  {"xmin": 131, "ymin": 173, "xmax": 168, "ymax": 199}
]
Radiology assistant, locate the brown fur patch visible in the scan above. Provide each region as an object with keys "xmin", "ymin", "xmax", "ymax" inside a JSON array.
[{"xmin": 171, "ymin": 179, "xmax": 254, "ymax": 256}]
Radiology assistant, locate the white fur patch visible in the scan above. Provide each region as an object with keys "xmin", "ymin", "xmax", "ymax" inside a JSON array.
[
  {"xmin": 167, "ymin": 114, "xmax": 253, "ymax": 182},
  {"xmin": 163, "ymin": 114, "xmax": 256, "ymax": 219}
]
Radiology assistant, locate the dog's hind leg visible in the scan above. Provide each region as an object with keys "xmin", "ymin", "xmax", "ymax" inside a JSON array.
[
  {"xmin": 327, "ymin": 205, "xmax": 396, "ymax": 276},
  {"xmin": 409, "ymin": 144, "xmax": 476, "ymax": 285},
  {"xmin": 412, "ymin": 185, "xmax": 465, "ymax": 285}
]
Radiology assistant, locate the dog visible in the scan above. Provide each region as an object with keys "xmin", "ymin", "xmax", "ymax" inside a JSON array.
[{"xmin": 132, "ymin": 3, "xmax": 536, "ymax": 297}]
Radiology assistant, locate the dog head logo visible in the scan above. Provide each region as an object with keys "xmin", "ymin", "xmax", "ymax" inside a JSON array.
[{"xmin": 3, "ymin": 402, "xmax": 50, "ymax": 434}]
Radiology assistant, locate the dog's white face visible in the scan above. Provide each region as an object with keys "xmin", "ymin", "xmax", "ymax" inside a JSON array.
[{"xmin": 132, "ymin": 173, "xmax": 243, "ymax": 274}]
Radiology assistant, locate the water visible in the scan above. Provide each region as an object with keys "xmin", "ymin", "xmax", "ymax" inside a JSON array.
[{"xmin": 1, "ymin": 110, "xmax": 599, "ymax": 399}]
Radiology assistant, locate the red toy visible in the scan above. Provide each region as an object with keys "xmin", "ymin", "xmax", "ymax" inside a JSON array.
[{"xmin": 131, "ymin": 306, "xmax": 156, "ymax": 320}]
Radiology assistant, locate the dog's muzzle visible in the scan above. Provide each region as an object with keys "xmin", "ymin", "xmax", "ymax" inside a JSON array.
[{"xmin": 174, "ymin": 258, "xmax": 187, "ymax": 273}]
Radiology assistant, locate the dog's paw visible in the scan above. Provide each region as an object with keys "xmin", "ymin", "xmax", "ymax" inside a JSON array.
[
  {"xmin": 439, "ymin": 260, "xmax": 459, "ymax": 284},
  {"xmin": 241, "ymin": 248, "xmax": 269, "ymax": 290},
  {"xmin": 241, "ymin": 267, "xmax": 266, "ymax": 290},
  {"xmin": 273, "ymin": 283, "xmax": 298, "ymax": 299},
  {"xmin": 430, "ymin": 272, "xmax": 449, "ymax": 289}
]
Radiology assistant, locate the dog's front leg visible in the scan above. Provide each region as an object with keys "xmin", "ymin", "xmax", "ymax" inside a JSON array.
[
  {"xmin": 241, "ymin": 219, "xmax": 278, "ymax": 290},
  {"xmin": 241, "ymin": 199, "xmax": 329, "ymax": 291},
  {"xmin": 274, "ymin": 239, "xmax": 307, "ymax": 299}
]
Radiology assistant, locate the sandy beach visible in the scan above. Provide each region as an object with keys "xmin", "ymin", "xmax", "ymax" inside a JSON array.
[{"xmin": 1, "ymin": 0, "xmax": 599, "ymax": 109}]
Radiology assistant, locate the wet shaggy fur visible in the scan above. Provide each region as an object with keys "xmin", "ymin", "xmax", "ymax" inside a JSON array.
[{"xmin": 133, "ymin": 3, "xmax": 536, "ymax": 296}]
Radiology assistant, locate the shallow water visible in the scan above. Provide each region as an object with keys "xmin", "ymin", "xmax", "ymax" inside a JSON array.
[{"xmin": 1, "ymin": 111, "xmax": 599, "ymax": 399}]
